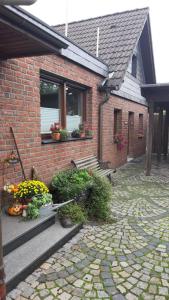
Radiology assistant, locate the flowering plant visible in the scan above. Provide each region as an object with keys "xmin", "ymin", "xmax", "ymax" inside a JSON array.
[
  {"xmin": 114, "ymin": 133, "xmax": 126, "ymax": 151},
  {"xmin": 85, "ymin": 128, "xmax": 93, "ymax": 137},
  {"xmin": 4, "ymin": 151, "xmax": 19, "ymax": 165},
  {"xmin": 50, "ymin": 122, "xmax": 61, "ymax": 133},
  {"xmin": 14, "ymin": 180, "xmax": 49, "ymax": 203}
]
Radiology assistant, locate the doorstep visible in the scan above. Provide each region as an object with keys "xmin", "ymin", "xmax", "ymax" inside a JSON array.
[{"xmin": 2, "ymin": 208, "xmax": 82, "ymax": 292}]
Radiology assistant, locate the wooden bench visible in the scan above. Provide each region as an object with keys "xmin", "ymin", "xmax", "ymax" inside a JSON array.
[{"xmin": 71, "ymin": 156, "xmax": 115, "ymax": 184}]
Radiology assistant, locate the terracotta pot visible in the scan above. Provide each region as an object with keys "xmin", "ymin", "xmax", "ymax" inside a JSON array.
[{"xmin": 52, "ymin": 132, "xmax": 61, "ymax": 140}]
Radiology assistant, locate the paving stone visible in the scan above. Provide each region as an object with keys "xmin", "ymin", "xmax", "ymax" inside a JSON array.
[
  {"xmin": 113, "ymin": 294, "xmax": 126, "ymax": 300},
  {"xmin": 44, "ymin": 296, "xmax": 54, "ymax": 300},
  {"xmin": 8, "ymin": 289, "xmax": 21, "ymax": 299},
  {"xmin": 149, "ymin": 284, "xmax": 157, "ymax": 294},
  {"xmin": 73, "ymin": 279, "xmax": 84, "ymax": 288},
  {"xmin": 158, "ymin": 286, "xmax": 169, "ymax": 296},
  {"xmin": 126, "ymin": 293, "xmax": 138, "ymax": 300},
  {"xmin": 39, "ymin": 289, "xmax": 50, "ymax": 298},
  {"xmin": 85, "ymin": 290, "xmax": 96, "ymax": 297},
  {"xmin": 72, "ymin": 288, "xmax": 85, "ymax": 297},
  {"xmin": 51, "ymin": 287, "xmax": 61, "ymax": 296},
  {"xmin": 58, "ymin": 292, "xmax": 71, "ymax": 300},
  {"xmin": 137, "ymin": 281, "xmax": 148, "ymax": 290},
  {"xmin": 46, "ymin": 281, "xmax": 55, "ymax": 289},
  {"xmin": 83, "ymin": 274, "xmax": 93, "ymax": 282}
]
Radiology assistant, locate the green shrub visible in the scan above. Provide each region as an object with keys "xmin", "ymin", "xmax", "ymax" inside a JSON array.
[
  {"xmin": 86, "ymin": 173, "xmax": 112, "ymax": 221},
  {"xmin": 58, "ymin": 202, "xmax": 87, "ymax": 224},
  {"xmin": 51, "ymin": 169, "xmax": 92, "ymax": 202},
  {"xmin": 25, "ymin": 193, "xmax": 52, "ymax": 220}
]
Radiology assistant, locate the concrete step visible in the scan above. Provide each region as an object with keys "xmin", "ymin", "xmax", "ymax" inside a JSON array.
[
  {"xmin": 2, "ymin": 208, "xmax": 56, "ymax": 255},
  {"xmin": 4, "ymin": 220, "xmax": 82, "ymax": 292}
]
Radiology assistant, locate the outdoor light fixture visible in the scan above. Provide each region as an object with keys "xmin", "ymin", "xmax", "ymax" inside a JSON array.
[{"xmin": 0, "ymin": 0, "xmax": 37, "ymax": 5}]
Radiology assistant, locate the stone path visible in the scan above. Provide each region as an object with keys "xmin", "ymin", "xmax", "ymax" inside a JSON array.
[{"xmin": 7, "ymin": 157, "xmax": 169, "ymax": 299}]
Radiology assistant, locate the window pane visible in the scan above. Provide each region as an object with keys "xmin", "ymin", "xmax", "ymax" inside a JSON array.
[
  {"xmin": 66, "ymin": 86, "xmax": 82, "ymax": 131},
  {"xmin": 131, "ymin": 55, "xmax": 137, "ymax": 78},
  {"xmin": 114, "ymin": 109, "xmax": 122, "ymax": 135},
  {"xmin": 40, "ymin": 80, "xmax": 60, "ymax": 133},
  {"xmin": 138, "ymin": 113, "xmax": 143, "ymax": 133}
]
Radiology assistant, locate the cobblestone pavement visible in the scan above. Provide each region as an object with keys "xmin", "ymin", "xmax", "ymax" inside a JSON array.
[{"xmin": 8, "ymin": 158, "xmax": 169, "ymax": 300}]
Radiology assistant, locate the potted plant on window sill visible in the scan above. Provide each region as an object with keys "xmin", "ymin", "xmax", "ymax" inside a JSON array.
[
  {"xmin": 60, "ymin": 129, "xmax": 69, "ymax": 141},
  {"xmin": 71, "ymin": 129, "xmax": 81, "ymax": 138},
  {"xmin": 85, "ymin": 128, "xmax": 93, "ymax": 138},
  {"xmin": 50, "ymin": 122, "xmax": 61, "ymax": 141},
  {"xmin": 79, "ymin": 123, "xmax": 85, "ymax": 138}
]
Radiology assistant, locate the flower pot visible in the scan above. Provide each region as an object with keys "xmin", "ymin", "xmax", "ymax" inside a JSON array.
[
  {"xmin": 80, "ymin": 132, "xmax": 85, "ymax": 138},
  {"xmin": 85, "ymin": 130, "xmax": 93, "ymax": 137},
  {"xmin": 52, "ymin": 132, "xmax": 61, "ymax": 140},
  {"xmin": 60, "ymin": 136, "xmax": 68, "ymax": 141},
  {"xmin": 59, "ymin": 216, "xmax": 74, "ymax": 228},
  {"xmin": 7, "ymin": 158, "xmax": 19, "ymax": 164}
]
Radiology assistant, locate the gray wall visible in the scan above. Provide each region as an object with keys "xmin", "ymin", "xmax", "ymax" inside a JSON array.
[{"xmin": 113, "ymin": 41, "xmax": 147, "ymax": 106}]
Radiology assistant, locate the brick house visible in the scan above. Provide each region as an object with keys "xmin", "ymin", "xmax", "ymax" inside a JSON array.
[
  {"xmin": 0, "ymin": 5, "xmax": 157, "ymax": 290},
  {"xmin": 0, "ymin": 6, "xmax": 156, "ymax": 191}
]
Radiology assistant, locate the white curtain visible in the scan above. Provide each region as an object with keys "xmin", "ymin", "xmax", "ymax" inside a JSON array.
[{"xmin": 41, "ymin": 107, "xmax": 60, "ymax": 133}]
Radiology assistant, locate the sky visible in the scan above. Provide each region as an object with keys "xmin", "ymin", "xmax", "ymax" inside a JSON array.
[{"xmin": 24, "ymin": 0, "xmax": 169, "ymax": 83}]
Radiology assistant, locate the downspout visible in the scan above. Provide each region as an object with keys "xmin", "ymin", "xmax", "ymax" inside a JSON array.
[
  {"xmin": 98, "ymin": 85, "xmax": 119, "ymax": 161},
  {"xmin": 98, "ymin": 90, "xmax": 110, "ymax": 161}
]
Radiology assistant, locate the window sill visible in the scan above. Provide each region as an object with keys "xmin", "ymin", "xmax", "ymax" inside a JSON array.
[{"xmin": 41, "ymin": 136, "xmax": 93, "ymax": 145}]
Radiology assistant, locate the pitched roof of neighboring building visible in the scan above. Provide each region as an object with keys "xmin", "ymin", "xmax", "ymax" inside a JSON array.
[{"xmin": 54, "ymin": 7, "xmax": 156, "ymax": 87}]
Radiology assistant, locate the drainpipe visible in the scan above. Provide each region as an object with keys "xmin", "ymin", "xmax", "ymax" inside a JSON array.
[
  {"xmin": 98, "ymin": 85, "xmax": 119, "ymax": 161},
  {"xmin": 98, "ymin": 90, "xmax": 110, "ymax": 161}
]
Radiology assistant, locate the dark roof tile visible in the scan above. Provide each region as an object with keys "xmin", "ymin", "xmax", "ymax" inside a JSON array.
[{"xmin": 54, "ymin": 8, "xmax": 149, "ymax": 86}]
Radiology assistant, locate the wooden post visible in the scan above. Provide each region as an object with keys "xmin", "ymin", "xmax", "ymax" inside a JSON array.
[
  {"xmin": 145, "ymin": 101, "xmax": 154, "ymax": 176},
  {"xmin": 157, "ymin": 107, "xmax": 163, "ymax": 161},
  {"xmin": 163, "ymin": 109, "xmax": 169, "ymax": 158}
]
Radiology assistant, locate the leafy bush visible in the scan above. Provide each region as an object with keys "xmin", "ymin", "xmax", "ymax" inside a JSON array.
[
  {"xmin": 51, "ymin": 169, "xmax": 92, "ymax": 202},
  {"xmin": 58, "ymin": 202, "xmax": 87, "ymax": 224},
  {"xmin": 85, "ymin": 173, "xmax": 112, "ymax": 221},
  {"xmin": 25, "ymin": 193, "xmax": 52, "ymax": 220}
]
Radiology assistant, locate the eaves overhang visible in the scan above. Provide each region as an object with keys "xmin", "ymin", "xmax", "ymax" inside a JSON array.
[
  {"xmin": 0, "ymin": 5, "xmax": 108, "ymax": 77},
  {"xmin": 0, "ymin": 5, "xmax": 68, "ymax": 59},
  {"xmin": 141, "ymin": 83, "xmax": 169, "ymax": 103}
]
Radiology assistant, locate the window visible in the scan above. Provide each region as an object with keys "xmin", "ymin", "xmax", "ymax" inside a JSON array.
[
  {"xmin": 138, "ymin": 113, "xmax": 143, "ymax": 134},
  {"xmin": 131, "ymin": 54, "xmax": 137, "ymax": 78},
  {"xmin": 40, "ymin": 80, "xmax": 61, "ymax": 133},
  {"xmin": 66, "ymin": 86, "xmax": 83, "ymax": 131},
  {"xmin": 40, "ymin": 75, "xmax": 87, "ymax": 136},
  {"xmin": 114, "ymin": 109, "xmax": 122, "ymax": 135}
]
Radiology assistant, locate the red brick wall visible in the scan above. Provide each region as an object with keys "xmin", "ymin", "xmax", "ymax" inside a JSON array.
[
  {"xmin": 102, "ymin": 95, "xmax": 147, "ymax": 168},
  {"xmin": 0, "ymin": 54, "xmax": 147, "ymax": 193}
]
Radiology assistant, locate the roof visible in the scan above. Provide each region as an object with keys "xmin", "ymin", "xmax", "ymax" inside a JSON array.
[
  {"xmin": 54, "ymin": 8, "xmax": 156, "ymax": 87},
  {"xmin": 141, "ymin": 83, "xmax": 169, "ymax": 99},
  {"xmin": 0, "ymin": 5, "xmax": 69, "ymax": 59},
  {"xmin": 0, "ymin": 6, "xmax": 108, "ymax": 77}
]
